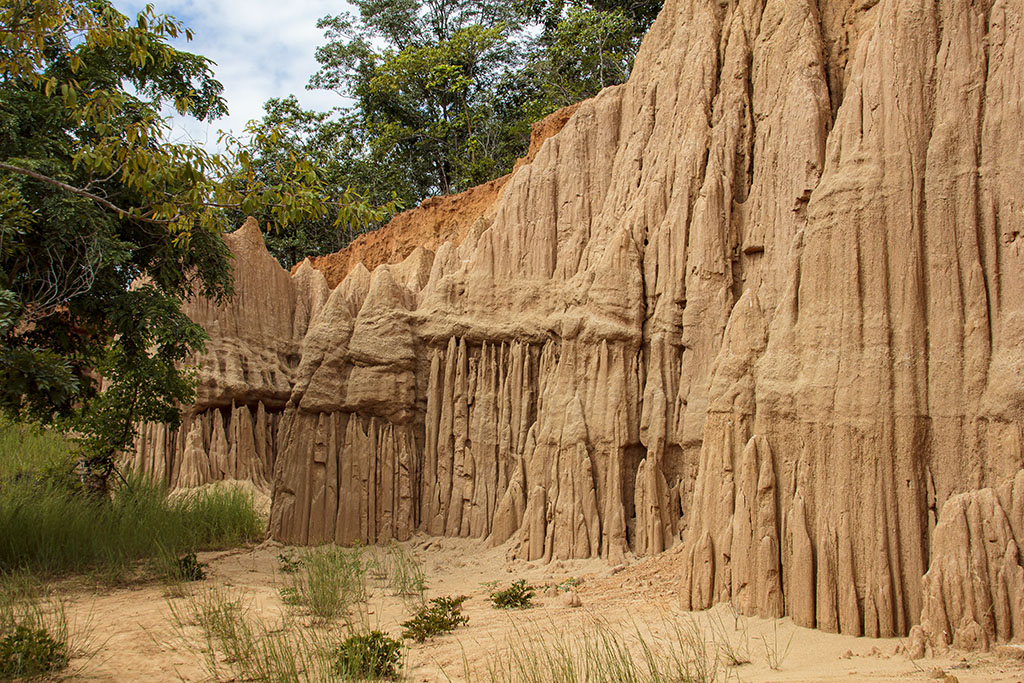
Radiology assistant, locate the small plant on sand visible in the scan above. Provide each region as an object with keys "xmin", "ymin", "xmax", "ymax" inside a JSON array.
[
  {"xmin": 0, "ymin": 587, "xmax": 78, "ymax": 682},
  {"xmin": 556, "ymin": 577, "xmax": 582, "ymax": 592},
  {"xmin": 278, "ymin": 586, "xmax": 301, "ymax": 606},
  {"xmin": 708, "ymin": 608, "xmax": 749, "ymax": 667},
  {"xmin": 175, "ymin": 552, "xmax": 208, "ymax": 582},
  {"xmin": 490, "ymin": 580, "xmax": 535, "ymax": 609},
  {"xmin": 383, "ymin": 541, "xmax": 427, "ymax": 605},
  {"xmin": 281, "ymin": 546, "xmax": 368, "ymax": 624},
  {"xmin": 760, "ymin": 619, "xmax": 793, "ymax": 671},
  {"xmin": 0, "ymin": 624, "xmax": 69, "ymax": 679},
  {"xmin": 331, "ymin": 630, "xmax": 402, "ymax": 679},
  {"xmin": 401, "ymin": 595, "xmax": 469, "ymax": 642},
  {"xmin": 277, "ymin": 552, "xmax": 303, "ymax": 574}
]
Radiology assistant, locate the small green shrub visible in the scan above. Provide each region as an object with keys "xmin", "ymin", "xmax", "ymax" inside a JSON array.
[
  {"xmin": 175, "ymin": 552, "xmax": 208, "ymax": 582},
  {"xmin": 278, "ymin": 587, "xmax": 301, "ymax": 606},
  {"xmin": 331, "ymin": 631, "xmax": 402, "ymax": 680},
  {"xmin": 490, "ymin": 580, "xmax": 535, "ymax": 609},
  {"xmin": 556, "ymin": 577, "xmax": 582, "ymax": 592},
  {"xmin": 401, "ymin": 595, "xmax": 468, "ymax": 642},
  {"xmin": 277, "ymin": 552, "xmax": 302, "ymax": 574},
  {"xmin": 0, "ymin": 624, "xmax": 69, "ymax": 679}
]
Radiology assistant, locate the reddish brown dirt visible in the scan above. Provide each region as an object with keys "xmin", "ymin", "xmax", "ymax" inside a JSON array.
[{"xmin": 297, "ymin": 102, "xmax": 582, "ymax": 288}]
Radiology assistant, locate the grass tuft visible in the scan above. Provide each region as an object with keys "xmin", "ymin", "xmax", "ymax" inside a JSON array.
[
  {"xmin": 280, "ymin": 546, "xmax": 369, "ymax": 625},
  {"xmin": 479, "ymin": 616, "xmax": 731, "ymax": 683}
]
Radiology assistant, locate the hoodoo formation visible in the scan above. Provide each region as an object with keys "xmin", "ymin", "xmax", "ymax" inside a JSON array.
[{"xmin": 131, "ymin": 0, "xmax": 1024, "ymax": 651}]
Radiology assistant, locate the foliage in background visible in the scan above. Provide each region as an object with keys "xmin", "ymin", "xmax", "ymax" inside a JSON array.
[
  {"xmin": 0, "ymin": 0, "xmax": 378, "ymax": 491},
  {"xmin": 0, "ymin": 419, "xmax": 72, "ymax": 485},
  {"xmin": 222, "ymin": 97, "xmax": 404, "ymax": 268},
  {"xmin": 246, "ymin": 0, "xmax": 660, "ymax": 267}
]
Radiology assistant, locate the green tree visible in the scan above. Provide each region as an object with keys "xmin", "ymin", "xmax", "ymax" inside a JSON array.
[
  {"xmin": 519, "ymin": 4, "xmax": 644, "ymax": 108},
  {"xmin": 0, "ymin": 0, "xmax": 346, "ymax": 494},
  {"xmin": 225, "ymin": 97, "xmax": 402, "ymax": 268},
  {"xmin": 293, "ymin": 0, "xmax": 660, "ymax": 237},
  {"xmin": 311, "ymin": 0, "xmax": 524, "ymax": 198}
]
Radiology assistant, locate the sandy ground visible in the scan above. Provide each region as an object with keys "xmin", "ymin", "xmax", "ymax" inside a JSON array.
[{"xmin": 50, "ymin": 536, "xmax": 1024, "ymax": 682}]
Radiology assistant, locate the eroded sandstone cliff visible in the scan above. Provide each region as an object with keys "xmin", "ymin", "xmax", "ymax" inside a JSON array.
[{"xmin": 133, "ymin": 0, "xmax": 1024, "ymax": 647}]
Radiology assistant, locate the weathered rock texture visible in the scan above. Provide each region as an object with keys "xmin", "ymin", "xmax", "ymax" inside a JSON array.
[{"xmin": 135, "ymin": 0, "xmax": 1024, "ymax": 645}]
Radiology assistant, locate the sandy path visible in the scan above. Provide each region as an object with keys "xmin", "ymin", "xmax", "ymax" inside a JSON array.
[{"xmin": 54, "ymin": 538, "xmax": 1024, "ymax": 682}]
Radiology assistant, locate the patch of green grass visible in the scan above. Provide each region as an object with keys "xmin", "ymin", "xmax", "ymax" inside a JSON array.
[
  {"xmin": 0, "ymin": 419, "xmax": 73, "ymax": 485},
  {"xmin": 401, "ymin": 595, "xmax": 468, "ymax": 642},
  {"xmin": 281, "ymin": 546, "xmax": 369, "ymax": 625},
  {"xmin": 0, "ymin": 473, "xmax": 263, "ymax": 579},
  {"xmin": 0, "ymin": 419, "xmax": 263, "ymax": 580},
  {"xmin": 376, "ymin": 541, "xmax": 427, "ymax": 609},
  {"xmin": 331, "ymin": 630, "xmax": 402, "ymax": 680},
  {"xmin": 172, "ymin": 586, "xmax": 406, "ymax": 682},
  {"xmin": 479, "ymin": 617, "xmax": 729, "ymax": 683},
  {"xmin": 489, "ymin": 580, "xmax": 535, "ymax": 609},
  {"xmin": 170, "ymin": 586, "xmax": 338, "ymax": 682}
]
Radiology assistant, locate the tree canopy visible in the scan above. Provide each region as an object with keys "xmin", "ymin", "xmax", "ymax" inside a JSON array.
[
  {"xmin": 244, "ymin": 0, "xmax": 660, "ymax": 267},
  {"xmin": 0, "ymin": 0, "xmax": 372, "ymax": 491}
]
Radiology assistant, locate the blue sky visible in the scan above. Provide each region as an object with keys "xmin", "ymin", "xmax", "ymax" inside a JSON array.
[{"xmin": 112, "ymin": 0, "xmax": 354, "ymax": 149}]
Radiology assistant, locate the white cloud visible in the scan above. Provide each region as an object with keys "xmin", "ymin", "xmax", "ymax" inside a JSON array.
[{"xmin": 112, "ymin": 0, "xmax": 356, "ymax": 149}]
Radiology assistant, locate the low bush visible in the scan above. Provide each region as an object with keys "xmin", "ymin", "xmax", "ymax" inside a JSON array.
[
  {"xmin": 0, "ymin": 624, "xmax": 69, "ymax": 679},
  {"xmin": 277, "ymin": 552, "xmax": 302, "ymax": 574},
  {"xmin": 174, "ymin": 552, "xmax": 208, "ymax": 582},
  {"xmin": 490, "ymin": 580, "xmax": 535, "ymax": 609},
  {"xmin": 331, "ymin": 631, "xmax": 402, "ymax": 680},
  {"xmin": 401, "ymin": 595, "xmax": 468, "ymax": 642},
  {"xmin": 0, "ymin": 586, "xmax": 77, "ymax": 682}
]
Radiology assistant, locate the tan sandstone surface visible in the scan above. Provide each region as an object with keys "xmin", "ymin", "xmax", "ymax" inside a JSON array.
[{"xmin": 132, "ymin": 0, "xmax": 1024, "ymax": 653}]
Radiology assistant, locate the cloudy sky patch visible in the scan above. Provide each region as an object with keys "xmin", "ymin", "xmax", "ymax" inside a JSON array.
[{"xmin": 113, "ymin": 0, "xmax": 355, "ymax": 149}]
